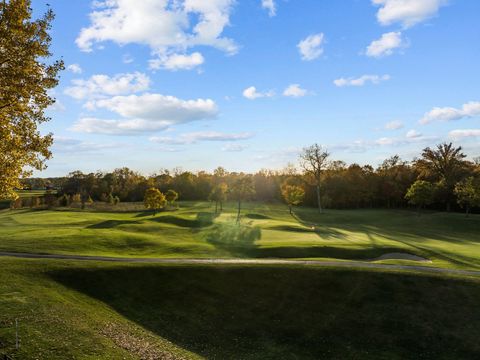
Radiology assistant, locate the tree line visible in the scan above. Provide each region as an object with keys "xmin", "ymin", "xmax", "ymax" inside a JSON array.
[{"xmin": 19, "ymin": 142, "xmax": 480, "ymax": 215}]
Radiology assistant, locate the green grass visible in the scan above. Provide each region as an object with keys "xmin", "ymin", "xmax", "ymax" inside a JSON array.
[
  {"xmin": 1, "ymin": 258, "xmax": 480, "ymax": 359},
  {"xmin": 0, "ymin": 202, "xmax": 479, "ymax": 269}
]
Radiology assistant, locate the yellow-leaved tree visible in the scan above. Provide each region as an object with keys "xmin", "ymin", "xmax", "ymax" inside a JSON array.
[{"xmin": 0, "ymin": 0, "xmax": 64, "ymax": 198}]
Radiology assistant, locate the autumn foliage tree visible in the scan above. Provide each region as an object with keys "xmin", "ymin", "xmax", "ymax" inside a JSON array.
[
  {"xmin": 144, "ymin": 188, "xmax": 166, "ymax": 216},
  {"xmin": 454, "ymin": 177, "xmax": 480, "ymax": 217},
  {"xmin": 230, "ymin": 177, "xmax": 255, "ymax": 222},
  {"xmin": 165, "ymin": 189, "xmax": 179, "ymax": 206},
  {"xmin": 281, "ymin": 183, "xmax": 305, "ymax": 214},
  {"xmin": 0, "ymin": 0, "xmax": 64, "ymax": 198},
  {"xmin": 209, "ymin": 182, "xmax": 228, "ymax": 214}
]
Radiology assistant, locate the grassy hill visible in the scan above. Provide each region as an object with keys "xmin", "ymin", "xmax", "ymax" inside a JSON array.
[{"xmin": 1, "ymin": 258, "xmax": 480, "ymax": 359}]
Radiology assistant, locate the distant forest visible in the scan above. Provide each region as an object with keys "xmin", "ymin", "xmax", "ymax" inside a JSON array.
[{"xmin": 20, "ymin": 142, "xmax": 480, "ymax": 213}]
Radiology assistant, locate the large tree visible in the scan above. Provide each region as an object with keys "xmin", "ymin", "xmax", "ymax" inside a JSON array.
[
  {"xmin": 0, "ymin": 0, "xmax": 63, "ymax": 198},
  {"xmin": 415, "ymin": 143, "xmax": 469, "ymax": 211},
  {"xmin": 299, "ymin": 143, "xmax": 329, "ymax": 213}
]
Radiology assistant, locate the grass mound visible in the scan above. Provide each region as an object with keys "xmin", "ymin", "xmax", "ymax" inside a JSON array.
[{"xmin": 50, "ymin": 264, "xmax": 480, "ymax": 359}]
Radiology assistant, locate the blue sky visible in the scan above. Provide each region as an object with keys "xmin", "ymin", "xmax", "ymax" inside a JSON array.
[{"xmin": 33, "ymin": 0, "xmax": 480, "ymax": 176}]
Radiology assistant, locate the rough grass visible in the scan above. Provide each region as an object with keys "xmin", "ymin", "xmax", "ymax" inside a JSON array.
[
  {"xmin": 0, "ymin": 202, "xmax": 479, "ymax": 269},
  {"xmin": 1, "ymin": 258, "xmax": 480, "ymax": 359}
]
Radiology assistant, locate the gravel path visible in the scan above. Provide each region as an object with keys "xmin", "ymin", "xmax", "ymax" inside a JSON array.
[{"xmin": 2, "ymin": 251, "xmax": 480, "ymax": 277}]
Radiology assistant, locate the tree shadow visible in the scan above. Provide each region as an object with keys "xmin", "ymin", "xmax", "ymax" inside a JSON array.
[
  {"xmin": 86, "ymin": 219, "xmax": 141, "ymax": 229},
  {"xmin": 49, "ymin": 266, "xmax": 480, "ymax": 360},
  {"xmin": 149, "ymin": 213, "xmax": 216, "ymax": 228},
  {"xmin": 244, "ymin": 213, "xmax": 271, "ymax": 220}
]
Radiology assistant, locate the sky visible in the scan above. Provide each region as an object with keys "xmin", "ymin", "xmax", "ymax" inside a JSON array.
[{"xmin": 32, "ymin": 0, "xmax": 480, "ymax": 176}]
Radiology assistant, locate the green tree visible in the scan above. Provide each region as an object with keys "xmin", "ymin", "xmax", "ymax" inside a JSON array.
[
  {"xmin": 144, "ymin": 188, "xmax": 166, "ymax": 216},
  {"xmin": 415, "ymin": 143, "xmax": 469, "ymax": 211},
  {"xmin": 165, "ymin": 189, "xmax": 179, "ymax": 206},
  {"xmin": 300, "ymin": 143, "xmax": 329, "ymax": 213},
  {"xmin": 281, "ymin": 183, "xmax": 305, "ymax": 214},
  {"xmin": 209, "ymin": 183, "xmax": 228, "ymax": 213},
  {"xmin": 405, "ymin": 180, "xmax": 435, "ymax": 215},
  {"xmin": 454, "ymin": 177, "xmax": 480, "ymax": 217},
  {"xmin": 0, "ymin": 0, "xmax": 64, "ymax": 198},
  {"xmin": 230, "ymin": 177, "xmax": 255, "ymax": 223}
]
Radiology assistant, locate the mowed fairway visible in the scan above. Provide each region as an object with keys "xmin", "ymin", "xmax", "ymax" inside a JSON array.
[{"xmin": 0, "ymin": 202, "xmax": 479, "ymax": 269}]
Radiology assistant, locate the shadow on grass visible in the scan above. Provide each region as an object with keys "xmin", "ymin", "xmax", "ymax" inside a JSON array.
[
  {"xmin": 87, "ymin": 219, "xmax": 142, "ymax": 229},
  {"xmin": 244, "ymin": 213, "xmax": 271, "ymax": 220},
  {"xmin": 49, "ymin": 266, "xmax": 480, "ymax": 360},
  {"xmin": 150, "ymin": 212, "xmax": 216, "ymax": 228}
]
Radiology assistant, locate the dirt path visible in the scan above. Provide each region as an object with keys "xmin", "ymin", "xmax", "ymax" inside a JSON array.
[{"xmin": 1, "ymin": 251, "xmax": 480, "ymax": 277}]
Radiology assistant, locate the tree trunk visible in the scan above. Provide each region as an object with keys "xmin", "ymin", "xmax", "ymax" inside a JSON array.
[
  {"xmin": 289, "ymin": 205, "xmax": 292, "ymax": 215},
  {"xmin": 446, "ymin": 201, "xmax": 451, "ymax": 212},
  {"xmin": 220, "ymin": 201, "xmax": 223, "ymax": 211},
  {"xmin": 316, "ymin": 184, "xmax": 322, "ymax": 213},
  {"xmin": 236, "ymin": 200, "xmax": 241, "ymax": 223},
  {"xmin": 466, "ymin": 206, "xmax": 470, "ymax": 218},
  {"xmin": 215, "ymin": 201, "xmax": 218, "ymax": 214}
]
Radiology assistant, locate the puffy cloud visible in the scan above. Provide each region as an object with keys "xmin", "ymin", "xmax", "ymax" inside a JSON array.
[
  {"xmin": 242, "ymin": 86, "xmax": 274, "ymax": 100},
  {"xmin": 72, "ymin": 93, "xmax": 218, "ymax": 135},
  {"xmin": 76, "ymin": 0, "xmax": 237, "ymax": 69},
  {"xmin": 150, "ymin": 131, "xmax": 252, "ymax": 144},
  {"xmin": 297, "ymin": 33, "xmax": 325, "ymax": 61},
  {"xmin": 420, "ymin": 101, "xmax": 480, "ymax": 124},
  {"xmin": 372, "ymin": 0, "xmax": 447, "ymax": 28},
  {"xmin": 283, "ymin": 84, "xmax": 307, "ymax": 98},
  {"xmin": 449, "ymin": 129, "xmax": 480, "ymax": 140},
  {"xmin": 64, "ymin": 72, "xmax": 150, "ymax": 100},
  {"xmin": 406, "ymin": 129, "xmax": 422, "ymax": 138},
  {"xmin": 67, "ymin": 63, "xmax": 82, "ymax": 74},
  {"xmin": 385, "ymin": 120, "xmax": 404, "ymax": 130},
  {"xmin": 261, "ymin": 0, "xmax": 276, "ymax": 17},
  {"xmin": 366, "ymin": 32, "xmax": 405, "ymax": 57},
  {"xmin": 334, "ymin": 74, "xmax": 390, "ymax": 87},
  {"xmin": 149, "ymin": 52, "xmax": 204, "ymax": 71}
]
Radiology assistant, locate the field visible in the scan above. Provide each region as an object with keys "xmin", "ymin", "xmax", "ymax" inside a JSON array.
[
  {"xmin": 1, "ymin": 201, "xmax": 479, "ymax": 269},
  {"xmin": 1, "ymin": 201, "xmax": 480, "ymax": 359}
]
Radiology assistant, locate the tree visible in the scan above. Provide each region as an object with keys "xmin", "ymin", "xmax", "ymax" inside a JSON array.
[
  {"xmin": 299, "ymin": 143, "xmax": 329, "ymax": 213},
  {"xmin": 281, "ymin": 183, "xmax": 305, "ymax": 214},
  {"xmin": 415, "ymin": 143, "xmax": 469, "ymax": 211},
  {"xmin": 405, "ymin": 180, "xmax": 435, "ymax": 215},
  {"xmin": 230, "ymin": 177, "xmax": 255, "ymax": 222},
  {"xmin": 165, "ymin": 189, "xmax": 179, "ymax": 206},
  {"xmin": 209, "ymin": 183, "xmax": 228, "ymax": 213},
  {"xmin": 454, "ymin": 177, "xmax": 480, "ymax": 217},
  {"xmin": 0, "ymin": 1, "xmax": 64, "ymax": 198},
  {"xmin": 144, "ymin": 188, "xmax": 166, "ymax": 215}
]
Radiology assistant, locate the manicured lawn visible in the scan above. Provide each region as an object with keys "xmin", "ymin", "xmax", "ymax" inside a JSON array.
[
  {"xmin": 1, "ymin": 258, "xmax": 480, "ymax": 359},
  {"xmin": 0, "ymin": 202, "xmax": 479, "ymax": 269}
]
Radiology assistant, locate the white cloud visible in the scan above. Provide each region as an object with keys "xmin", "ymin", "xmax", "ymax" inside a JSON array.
[
  {"xmin": 53, "ymin": 136, "xmax": 120, "ymax": 153},
  {"xmin": 406, "ymin": 129, "xmax": 422, "ymax": 138},
  {"xmin": 420, "ymin": 101, "xmax": 480, "ymax": 124},
  {"xmin": 334, "ymin": 74, "xmax": 390, "ymax": 87},
  {"xmin": 372, "ymin": 0, "xmax": 447, "ymax": 28},
  {"xmin": 449, "ymin": 129, "xmax": 480, "ymax": 140},
  {"xmin": 283, "ymin": 84, "xmax": 307, "ymax": 98},
  {"xmin": 297, "ymin": 33, "xmax": 324, "ymax": 61},
  {"xmin": 385, "ymin": 120, "xmax": 403, "ymax": 130},
  {"xmin": 150, "ymin": 131, "xmax": 252, "ymax": 144},
  {"xmin": 261, "ymin": 0, "xmax": 276, "ymax": 17},
  {"xmin": 67, "ymin": 63, "xmax": 82, "ymax": 74},
  {"xmin": 366, "ymin": 31, "xmax": 405, "ymax": 57},
  {"xmin": 76, "ymin": 0, "xmax": 237, "ymax": 69},
  {"xmin": 64, "ymin": 72, "xmax": 150, "ymax": 100},
  {"xmin": 223, "ymin": 143, "xmax": 247, "ymax": 152},
  {"xmin": 72, "ymin": 93, "xmax": 218, "ymax": 135},
  {"xmin": 149, "ymin": 52, "xmax": 204, "ymax": 71},
  {"xmin": 242, "ymin": 86, "xmax": 274, "ymax": 100}
]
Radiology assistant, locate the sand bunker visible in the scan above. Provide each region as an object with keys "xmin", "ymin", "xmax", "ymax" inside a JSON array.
[{"xmin": 372, "ymin": 253, "xmax": 431, "ymax": 263}]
